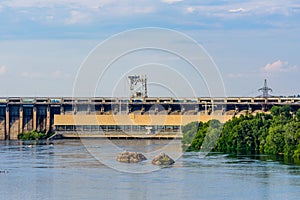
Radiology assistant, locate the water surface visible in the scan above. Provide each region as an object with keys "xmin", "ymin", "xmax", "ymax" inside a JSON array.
[{"xmin": 0, "ymin": 140, "xmax": 300, "ymax": 200}]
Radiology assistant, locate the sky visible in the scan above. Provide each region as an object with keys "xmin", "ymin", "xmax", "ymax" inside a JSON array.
[{"xmin": 0, "ymin": 0, "xmax": 300, "ymax": 97}]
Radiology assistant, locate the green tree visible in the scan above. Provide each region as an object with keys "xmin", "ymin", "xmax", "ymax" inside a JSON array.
[
  {"xmin": 280, "ymin": 105, "xmax": 292, "ymax": 120},
  {"xmin": 183, "ymin": 106, "xmax": 300, "ymax": 164},
  {"xmin": 293, "ymin": 144, "xmax": 300, "ymax": 160},
  {"xmin": 295, "ymin": 109, "xmax": 300, "ymax": 122},
  {"xmin": 264, "ymin": 124, "xmax": 285, "ymax": 155},
  {"xmin": 284, "ymin": 121, "xmax": 300, "ymax": 158},
  {"xmin": 201, "ymin": 120, "xmax": 222, "ymax": 152},
  {"xmin": 182, "ymin": 122, "xmax": 201, "ymax": 151},
  {"xmin": 188, "ymin": 122, "xmax": 209, "ymax": 151},
  {"xmin": 216, "ymin": 116, "xmax": 243, "ymax": 153},
  {"xmin": 270, "ymin": 106, "xmax": 281, "ymax": 116},
  {"xmin": 270, "ymin": 105, "xmax": 292, "ymax": 122}
]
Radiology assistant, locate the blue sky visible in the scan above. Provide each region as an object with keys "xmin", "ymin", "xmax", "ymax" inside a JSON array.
[{"xmin": 0, "ymin": 0, "xmax": 300, "ymax": 97}]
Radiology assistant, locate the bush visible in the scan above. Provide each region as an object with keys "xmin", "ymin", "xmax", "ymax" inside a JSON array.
[{"xmin": 18, "ymin": 130, "xmax": 47, "ymax": 140}]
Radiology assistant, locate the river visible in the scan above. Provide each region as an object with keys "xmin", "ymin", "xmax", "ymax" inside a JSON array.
[{"xmin": 0, "ymin": 139, "xmax": 300, "ymax": 200}]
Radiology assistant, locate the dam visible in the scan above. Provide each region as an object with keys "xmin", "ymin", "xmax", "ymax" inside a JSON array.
[{"xmin": 1, "ymin": 96, "xmax": 300, "ymax": 140}]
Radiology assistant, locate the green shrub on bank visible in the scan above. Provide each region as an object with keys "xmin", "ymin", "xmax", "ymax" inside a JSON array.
[
  {"xmin": 182, "ymin": 106, "xmax": 300, "ymax": 163},
  {"xmin": 18, "ymin": 130, "xmax": 47, "ymax": 140}
]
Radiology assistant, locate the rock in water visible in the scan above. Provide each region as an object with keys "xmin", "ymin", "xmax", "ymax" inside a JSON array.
[
  {"xmin": 116, "ymin": 152, "xmax": 147, "ymax": 163},
  {"xmin": 152, "ymin": 153, "xmax": 175, "ymax": 166}
]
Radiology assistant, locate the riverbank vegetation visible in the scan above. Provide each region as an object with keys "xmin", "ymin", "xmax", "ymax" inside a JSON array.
[
  {"xmin": 18, "ymin": 130, "xmax": 48, "ymax": 140},
  {"xmin": 182, "ymin": 106, "xmax": 300, "ymax": 163}
]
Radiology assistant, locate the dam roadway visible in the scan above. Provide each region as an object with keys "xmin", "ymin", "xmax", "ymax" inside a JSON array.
[{"xmin": 1, "ymin": 96, "xmax": 300, "ymax": 140}]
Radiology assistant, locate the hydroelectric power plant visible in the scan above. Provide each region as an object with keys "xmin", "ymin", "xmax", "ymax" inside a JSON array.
[{"xmin": 1, "ymin": 78, "xmax": 299, "ymax": 140}]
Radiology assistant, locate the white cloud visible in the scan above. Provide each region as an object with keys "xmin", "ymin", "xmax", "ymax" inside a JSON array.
[
  {"xmin": 53, "ymin": 70, "xmax": 62, "ymax": 78},
  {"xmin": 0, "ymin": 65, "xmax": 7, "ymax": 75},
  {"xmin": 2, "ymin": 0, "xmax": 108, "ymax": 9},
  {"xmin": 186, "ymin": 6, "xmax": 195, "ymax": 13},
  {"xmin": 134, "ymin": 6, "xmax": 155, "ymax": 14},
  {"xmin": 64, "ymin": 10, "xmax": 90, "ymax": 25},
  {"xmin": 20, "ymin": 71, "xmax": 43, "ymax": 78},
  {"xmin": 161, "ymin": 0, "xmax": 182, "ymax": 4},
  {"xmin": 228, "ymin": 8, "xmax": 246, "ymax": 13},
  {"xmin": 52, "ymin": 70, "xmax": 70, "ymax": 79},
  {"xmin": 46, "ymin": 15, "xmax": 54, "ymax": 20},
  {"xmin": 263, "ymin": 60, "xmax": 297, "ymax": 73},
  {"xmin": 20, "ymin": 72, "xmax": 29, "ymax": 77},
  {"xmin": 180, "ymin": 0, "xmax": 300, "ymax": 19},
  {"xmin": 1, "ymin": 0, "xmax": 299, "ymax": 27},
  {"xmin": 227, "ymin": 73, "xmax": 245, "ymax": 78}
]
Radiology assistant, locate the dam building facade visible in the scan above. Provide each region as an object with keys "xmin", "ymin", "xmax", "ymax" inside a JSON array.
[{"xmin": 1, "ymin": 96, "xmax": 300, "ymax": 140}]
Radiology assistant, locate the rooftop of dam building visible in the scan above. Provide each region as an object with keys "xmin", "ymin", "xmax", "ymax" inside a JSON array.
[{"xmin": 1, "ymin": 96, "xmax": 300, "ymax": 105}]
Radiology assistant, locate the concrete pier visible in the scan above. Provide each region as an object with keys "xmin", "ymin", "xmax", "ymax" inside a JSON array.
[
  {"xmin": 5, "ymin": 107, "xmax": 9, "ymax": 140},
  {"xmin": 19, "ymin": 106, "xmax": 23, "ymax": 135},
  {"xmin": 33, "ymin": 107, "xmax": 37, "ymax": 131}
]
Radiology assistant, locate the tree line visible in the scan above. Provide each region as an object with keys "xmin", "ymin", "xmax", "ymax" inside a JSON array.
[{"xmin": 182, "ymin": 105, "xmax": 300, "ymax": 163}]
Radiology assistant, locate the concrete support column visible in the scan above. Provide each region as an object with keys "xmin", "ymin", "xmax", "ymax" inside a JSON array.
[
  {"xmin": 73, "ymin": 105, "xmax": 77, "ymax": 114},
  {"xmin": 181, "ymin": 106, "xmax": 185, "ymax": 115},
  {"xmin": 87, "ymin": 104, "xmax": 91, "ymax": 114},
  {"xmin": 222, "ymin": 106, "xmax": 226, "ymax": 115},
  {"xmin": 33, "ymin": 106, "xmax": 37, "ymax": 130},
  {"xmin": 46, "ymin": 106, "xmax": 50, "ymax": 133},
  {"xmin": 0, "ymin": 124, "xmax": 4, "ymax": 140},
  {"xmin": 235, "ymin": 106, "xmax": 239, "ymax": 114},
  {"xmin": 194, "ymin": 105, "xmax": 198, "ymax": 113},
  {"xmin": 208, "ymin": 107, "xmax": 212, "ymax": 115},
  {"xmin": 141, "ymin": 106, "xmax": 145, "ymax": 115},
  {"xmin": 168, "ymin": 106, "xmax": 172, "ymax": 114},
  {"xmin": 19, "ymin": 106, "xmax": 23, "ymax": 134},
  {"xmin": 5, "ymin": 106, "xmax": 9, "ymax": 140},
  {"xmin": 203, "ymin": 102, "xmax": 208, "ymax": 115},
  {"xmin": 0, "ymin": 115, "xmax": 4, "ymax": 139},
  {"xmin": 154, "ymin": 105, "xmax": 158, "ymax": 114},
  {"xmin": 60, "ymin": 106, "xmax": 64, "ymax": 115},
  {"xmin": 248, "ymin": 106, "xmax": 252, "ymax": 113}
]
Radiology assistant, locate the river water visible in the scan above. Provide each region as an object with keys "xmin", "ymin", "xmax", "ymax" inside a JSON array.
[{"xmin": 0, "ymin": 139, "xmax": 300, "ymax": 200}]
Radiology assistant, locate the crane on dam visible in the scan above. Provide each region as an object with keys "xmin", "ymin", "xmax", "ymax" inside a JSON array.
[{"xmin": 128, "ymin": 75, "xmax": 148, "ymax": 98}]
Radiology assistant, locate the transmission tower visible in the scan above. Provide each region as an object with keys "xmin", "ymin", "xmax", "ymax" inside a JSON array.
[
  {"xmin": 128, "ymin": 75, "xmax": 148, "ymax": 98},
  {"xmin": 258, "ymin": 79, "xmax": 273, "ymax": 98}
]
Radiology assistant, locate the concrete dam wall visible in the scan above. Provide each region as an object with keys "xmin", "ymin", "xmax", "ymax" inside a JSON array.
[{"xmin": 1, "ymin": 97, "xmax": 300, "ymax": 140}]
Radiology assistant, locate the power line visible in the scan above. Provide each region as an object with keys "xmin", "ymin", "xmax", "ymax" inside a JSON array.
[{"xmin": 258, "ymin": 79, "xmax": 273, "ymax": 98}]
